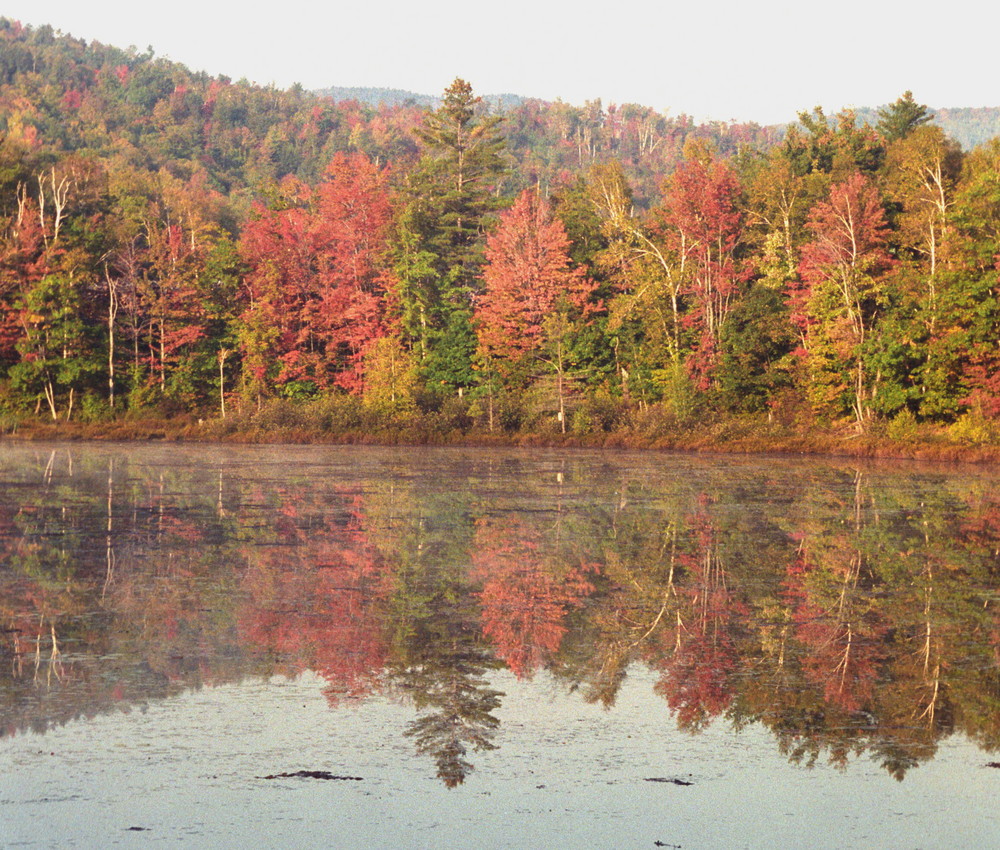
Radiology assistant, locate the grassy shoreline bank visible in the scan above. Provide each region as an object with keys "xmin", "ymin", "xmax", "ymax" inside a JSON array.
[{"xmin": 4, "ymin": 411, "xmax": 1000, "ymax": 465}]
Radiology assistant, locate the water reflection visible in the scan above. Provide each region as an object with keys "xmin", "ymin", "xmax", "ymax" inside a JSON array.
[{"xmin": 2, "ymin": 444, "xmax": 999, "ymax": 785}]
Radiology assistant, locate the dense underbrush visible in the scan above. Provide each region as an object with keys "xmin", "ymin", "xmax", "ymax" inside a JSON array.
[{"xmin": 5, "ymin": 395, "xmax": 1000, "ymax": 464}]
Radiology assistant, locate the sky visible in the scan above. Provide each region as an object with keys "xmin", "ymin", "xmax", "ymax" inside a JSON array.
[{"xmin": 8, "ymin": 1, "xmax": 999, "ymax": 125}]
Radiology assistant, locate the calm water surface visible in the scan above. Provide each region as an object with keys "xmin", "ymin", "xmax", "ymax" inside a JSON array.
[{"xmin": 1, "ymin": 441, "xmax": 999, "ymax": 848}]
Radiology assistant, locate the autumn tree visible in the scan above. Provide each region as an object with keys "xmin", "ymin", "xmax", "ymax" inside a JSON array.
[
  {"xmin": 934, "ymin": 139, "xmax": 1000, "ymax": 419},
  {"xmin": 652, "ymin": 145, "xmax": 748, "ymax": 390},
  {"xmin": 95, "ymin": 165, "xmax": 237, "ymax": 413},
  {"xmin": 794, "ymin": 173, "xmax": 894, "ymax": 427},
  {"xmin": 361, "ymin": 333, "xmax": 419, "ymax": 419},
  {"xmin": 3, "ymin": 157, "xmax": 108, "ymax": 419},
  {"xmin": 475, "ymin": 189, "xmax": 596, "ymax": 431},
  {"xmin": 549, "ymin": 175, "xmax": 618, "ymax": 391},
  {"xmin": 878, "ymin": 125, "xmax": 963, "ymax": 416},
  {"xmin": 588, "ymin": 161, "xmax": 683, "ymax": 405},
  {"xmin": 239, "ymin": 153, "xmax": 393, "ymax": 401},
  {"xmin": 0, "ymin": 192, "xmax": 48, "ymax": 378},
  {"xmin": 743, "ymin": 154, "xmax": 804, "ymax": 290},
  {"xmin": 10, "ymin": 264, "xmax": 97, "ymax": 420},
  {"xmin": 136, "ymin": 218, "xmax": 208, "ymax": 402}
]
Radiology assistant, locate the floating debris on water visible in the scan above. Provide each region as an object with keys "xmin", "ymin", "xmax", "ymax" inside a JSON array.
[{"xmin": 260, "ymin": 771, "xmax": 363, "ymax": 781}]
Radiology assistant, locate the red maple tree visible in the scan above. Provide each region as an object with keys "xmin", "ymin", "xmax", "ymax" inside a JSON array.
[
  {"xmin": 476, "ymin": 189, "xmax": 595, "ymax": 373},
  {"xmin": 651, "ymin": 152, "xmax": 747, "ymax": 388},
  {"xmin": 239, "ymin": 153, "xmax": 394, "ymax": 394}
]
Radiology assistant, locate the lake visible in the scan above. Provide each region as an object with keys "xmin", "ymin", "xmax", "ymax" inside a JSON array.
[{"xmin": 1, "ymin": 441, "xmax": 999, "ymax": 848}]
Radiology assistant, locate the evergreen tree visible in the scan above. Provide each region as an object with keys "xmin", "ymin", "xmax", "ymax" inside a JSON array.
[
  {"xmin": 877, "ymin": 91, "xmax": 933, "ymax": 143},
  {"xmin": 396, "ymin": 79, "xmax": 507, "ymax": 395}
]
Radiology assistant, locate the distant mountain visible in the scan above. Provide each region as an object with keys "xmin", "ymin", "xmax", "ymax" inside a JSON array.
[
  {"xmin": 923, "ymin": 107, "xmax": 1000, "ymax": 151},
  {"xmin": 315, "ymin": 86, "xmax": 526, "ymax": 111},
  {"xmin": 483, "ymin": 93, "xmax": 526, "ymax": 110},
  {"xmin": 314, "ymin": 86, "xmax": 438, "ymax": 108},
  {"xmin": 322, "ymin": 87, "xmax": 1000, "ymax": 151},
  {"xmin": 841, "ymin": 105, "xmax": 1000, "ymax": 152}
]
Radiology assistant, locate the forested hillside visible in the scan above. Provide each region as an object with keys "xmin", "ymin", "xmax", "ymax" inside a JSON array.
[
  {"xmin": 314, "ymin": 86, "xmax": 440, "ymax": 109},
  {"xmin": 2, "ymin": 19, "xmax": 999, "ymax": 450},
  {"xmin": 853, "ymin": 105, "xmax": 1000, "ymax": 155}
]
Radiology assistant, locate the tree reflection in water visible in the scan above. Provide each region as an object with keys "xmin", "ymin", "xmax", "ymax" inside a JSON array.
[{"xmin": 2, "ymin": 446, "xmax": 1000, "ymax": 785}]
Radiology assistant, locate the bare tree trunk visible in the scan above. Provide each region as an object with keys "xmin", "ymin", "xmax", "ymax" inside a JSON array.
[
  {"xmin": 486, "ymin": 364, "xmax": 495, "ymax": 433},
  {"xmin": 159, "ymin": 319, "xmax": 166, "ymax": 391},
  {"xmin": 106, "ymin": 267, "xmax": 119, "ymax": 409},
  {"xmin": 43, "ymin": 376, "xmax": 57, "ymax": 420},
  {"xmin": 218, "ymin": 348, "xmax": 230, "ymax": 418},
  {"xmin": 557, "ymin": 335, "xmax": 566, "ymax": 434}
]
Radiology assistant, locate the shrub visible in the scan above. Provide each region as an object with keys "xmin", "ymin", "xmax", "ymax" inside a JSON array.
[
  {"xmin": 582, "ymin": 387, "xmax": 626, "ymax": 432},
  {"xmin": 948, "ymin": 410, "xmax": 999, "ymax": 446},
  {"xmin": 633, "ymin": 401, "xmax": 680, "ymax": 439},
  {"xmin": 886, "ymin": 408, "xmax": 919, "ymax": 443},
  {"xmin": 651, "ymin": 363, "xmax": 700, "ymax": 424},
  {"xmin": 570, "ymin": 408, "xmax": 592, "ymax": 436},
  {"xmin": 437, "ymin": 395, "xmax": 473, "ymax": 433},
  {"xmin": 308, "ymin": 394, "xmax": 363, "ymax": 432},
  {"xmin": 252, "ymin": 398, "xmax": 302, "ymax": 430},
  {"xmin": 79, "ymin": 392, "xmax": 113, "ymax": 423}
]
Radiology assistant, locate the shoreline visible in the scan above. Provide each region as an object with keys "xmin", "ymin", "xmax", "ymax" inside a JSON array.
[{"xmin": 4, "ymin": 417, "xmax": 999, "ymax": 465}]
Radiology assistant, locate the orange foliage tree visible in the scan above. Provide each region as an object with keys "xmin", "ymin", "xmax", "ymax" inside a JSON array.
[{"xmin": 239, "ymin": 153, "xmax": 394, "ymax": 399}]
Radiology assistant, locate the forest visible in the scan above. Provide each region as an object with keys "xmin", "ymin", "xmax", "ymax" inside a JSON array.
[{"xmin": 2, "ymin": 19, "xmax": 1000, "ymax": 453}]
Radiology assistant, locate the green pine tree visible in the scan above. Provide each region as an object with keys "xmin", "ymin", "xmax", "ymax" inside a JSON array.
[
  {"xmin": 395, "ymin": 79, "xmax": 508, "ymax": 395},
  {"xmin": 877, "ymin": 91, "xmax": 933, "ymax": 143}
]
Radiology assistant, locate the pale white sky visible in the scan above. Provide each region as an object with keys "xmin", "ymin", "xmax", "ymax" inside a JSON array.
[{"xmin": 8, "ymin": 1, "xmax": 998, "ymax": 125}]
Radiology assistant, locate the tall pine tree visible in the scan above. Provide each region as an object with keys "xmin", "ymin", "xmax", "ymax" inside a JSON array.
[
  {"xmin": 396, "ymin": 79, "xmax": 507, "ymax": 396},
  {"xmin": 877, "ymin": 91, "xmax": 933, "ymax": 143}
]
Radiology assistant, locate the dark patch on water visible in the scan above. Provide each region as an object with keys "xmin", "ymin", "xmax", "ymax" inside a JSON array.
[{"xmin": 261, "ymin": 770, "xmax": 363, "ymax": 781}]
